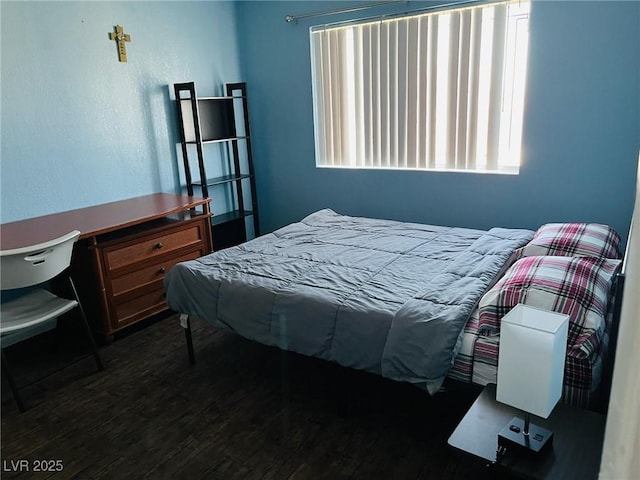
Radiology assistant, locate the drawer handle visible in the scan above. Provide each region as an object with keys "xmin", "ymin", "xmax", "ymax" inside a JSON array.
[
  {"xmin": 154, "ymin": 242, "xmax": 163, "ymax": 250},
  {"xmin": 158, "ymin": 267, "xmax": 166, "ymax": 274}
]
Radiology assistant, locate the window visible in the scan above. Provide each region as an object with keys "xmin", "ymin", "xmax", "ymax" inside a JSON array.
[{"xmin": 310, "ymin": 0, "xmax": 530, "ymax": 174}]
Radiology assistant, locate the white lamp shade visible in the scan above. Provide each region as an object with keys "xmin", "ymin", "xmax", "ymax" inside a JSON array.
[{"xmin": 496, "ymin": 304, "xmax": 569, "ymax": 418}]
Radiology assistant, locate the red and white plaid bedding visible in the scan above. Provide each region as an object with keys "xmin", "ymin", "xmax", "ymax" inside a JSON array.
[
  {"xmin": 448, "ymin": 309, "xmax": 480, "ymax": 383},
  {"xmin": 448, "ymin": 254, "xmax": 621, "ymax": 408},
  {"xmin": 461, "ymin": 326, "xmax": 611, "ymax": 408},
  {"xmin": 449, "ymin": 303, "xmax": 614, "ymax": 408},
  {"xmin": 477, "ymin": 256, "xmax": 620, "ymax": 359},
  {"xmin": 517, "ymin": 223, "xmax": 622, "ymax": 259}
]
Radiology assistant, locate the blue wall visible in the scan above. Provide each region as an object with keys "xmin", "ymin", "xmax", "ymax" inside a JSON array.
[
  {"xmin": 1, "ymin": 1, "xmax": 242, "ymax": 224},
  {"xmin": 2, "ymin": 1, "xmax": 639, "ymax": 243},
  {"xmin": 237, "ymin": 1, "xmax": 640, "ymax": 240}
]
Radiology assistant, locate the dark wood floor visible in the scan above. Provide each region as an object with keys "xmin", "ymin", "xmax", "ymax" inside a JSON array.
[{"xmin": 1, "ymin": 313, "xmax": 506, "ymax": 480}]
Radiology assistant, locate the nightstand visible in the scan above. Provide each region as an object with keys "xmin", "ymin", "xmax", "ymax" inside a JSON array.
[{"xmin": 448, "ymin": 384, "xmax": 606, "ymax": 479}]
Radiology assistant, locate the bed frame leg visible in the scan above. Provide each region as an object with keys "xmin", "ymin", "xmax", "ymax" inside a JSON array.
[{"xmin": 180, "ymin": 314, "xmax": 195, "ymax": 365}]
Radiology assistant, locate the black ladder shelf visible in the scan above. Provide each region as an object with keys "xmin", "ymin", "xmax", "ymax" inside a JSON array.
[{"xmin": 174, "ymin": 81, "xmax": 259, "ymax": 249}]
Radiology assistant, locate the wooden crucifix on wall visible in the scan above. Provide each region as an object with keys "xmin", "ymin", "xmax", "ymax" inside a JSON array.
[{"xmin": 109, "ymin": 25, "xmax": 131, "ymax": 62}]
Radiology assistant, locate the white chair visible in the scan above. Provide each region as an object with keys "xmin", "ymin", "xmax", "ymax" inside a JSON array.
[{"xmin": 1, "ymin": 230, "xmax": 104, "ymax": 412}]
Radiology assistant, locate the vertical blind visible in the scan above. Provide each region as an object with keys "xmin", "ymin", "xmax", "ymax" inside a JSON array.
[{"xmin": 310, "ymin": 0, "xmax": 530, "ymax": 173}]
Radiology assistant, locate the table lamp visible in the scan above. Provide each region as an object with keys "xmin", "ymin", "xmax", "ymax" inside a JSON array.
[{"xmin": 496, "ymin": 304, "xmax": 569, "ymax": 453}]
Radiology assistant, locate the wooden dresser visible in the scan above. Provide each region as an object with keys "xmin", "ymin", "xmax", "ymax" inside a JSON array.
[{"xmin": 0, "ymin": 194, "xmax": 212, "ymax": 340}]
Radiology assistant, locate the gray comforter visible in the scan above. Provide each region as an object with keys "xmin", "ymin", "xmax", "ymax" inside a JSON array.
[{"xmin": 164, "ymin": 209, "xmax": 533, "ymax": 392}]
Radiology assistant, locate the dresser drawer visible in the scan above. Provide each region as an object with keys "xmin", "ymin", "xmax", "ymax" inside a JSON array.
[
  {"xmin": 112, "ymin": 287, "xmax": 167, "ymax": 330},
  {"xmin": 110, "ymin": 249, "xmax": 203, "ymax": 297},
  {"xmin": 104, "ymin": 222, "xmax": 205, "ymax": 272}
]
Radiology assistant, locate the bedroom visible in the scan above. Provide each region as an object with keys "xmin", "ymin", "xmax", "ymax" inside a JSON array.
[{"xmin": 1, "ymin": 0, "xmax": 638, "ymax": 478}]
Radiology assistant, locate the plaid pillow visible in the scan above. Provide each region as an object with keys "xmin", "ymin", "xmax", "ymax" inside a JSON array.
[
  {"xmin": 478, "ymin": 256, "xmax": 620, "ymax": 359},
  {"xmin": 517, "ymin": 223, "xmax": 622, "ymax": 259}
]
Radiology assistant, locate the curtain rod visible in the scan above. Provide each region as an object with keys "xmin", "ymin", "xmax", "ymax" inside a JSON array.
[
  {"xmin": 285, "ymin": 0, "xmax": 406, "ymax": 23},
  {"xmin": 288, "ymin": 0, "xmax": 509, "ymax": 27}
]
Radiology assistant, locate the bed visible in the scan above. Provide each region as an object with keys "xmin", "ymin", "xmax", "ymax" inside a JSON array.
[{"xmin": 164, "ymin": 209, "xmax": 625, "ymax": 408}]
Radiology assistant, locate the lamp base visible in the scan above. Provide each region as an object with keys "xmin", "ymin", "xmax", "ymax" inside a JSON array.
[{"xmin": 498, "ymin": 416, "xmax": 553, "ymax": 453}]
